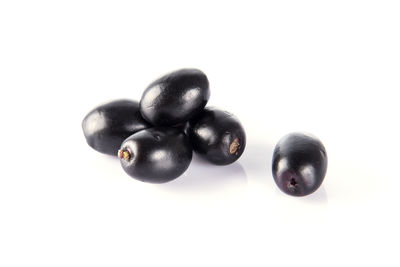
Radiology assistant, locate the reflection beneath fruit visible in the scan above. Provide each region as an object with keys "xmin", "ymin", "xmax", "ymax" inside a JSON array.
[
  {"xmin": 299, "ymin": 164, "xmax": 316, "ymax": 188},
  {"xmin": 160, "ymin": 154, "xmax": 247, "ymax": 196},
  {"xmin": 299, "ymin": 186, "xmax": 328, "ymax": 204},
  {"xmin": 238, "ymin": 138, "xmax": 275, "ymax": 187}
]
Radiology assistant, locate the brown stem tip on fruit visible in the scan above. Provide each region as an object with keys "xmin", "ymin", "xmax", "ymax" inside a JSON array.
[
  {"xmin": 229, "ymin": 138, "xmax": 240, "ymax": 155},
  {"xmin": 118, "ymin": 149, "xmax": 131, "ymax": 160}
]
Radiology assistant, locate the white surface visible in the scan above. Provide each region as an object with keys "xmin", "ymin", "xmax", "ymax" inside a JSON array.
[{"xmin": 1, "ymin": 1, "xmax": 399, "ymax": 266}]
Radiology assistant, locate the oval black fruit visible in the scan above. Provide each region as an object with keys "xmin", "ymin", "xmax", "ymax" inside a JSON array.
[
  {"xmin": 118, "ymin": 127, "xmax": 193, "ymax": 183},
  {"xmin": 186, "ymin": 107, "xmax": 246, "ymax": 165},
  {"xmin": 82, "ymin": 99, "xmax": 151, "ymax": 155},
  {"xmin": 140, "ymin": 68, "xmax": 210, "ymax": 126},
  {"xmin": 272, "ymin": 133, "xmax": 328, "ymax": 197}
]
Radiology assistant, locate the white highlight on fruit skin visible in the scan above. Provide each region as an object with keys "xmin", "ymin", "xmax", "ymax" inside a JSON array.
[
  {"xmin": 142, "ymin": 85, "xmax": 162, "ymax": 109},
  {"xmin": 277, "ymin": 158, "xmax": 289, "ymax": 178},
  {"xmin": 182, "ymin": 88, "xmax": 200, "ymax": 108},
  {"xmin": 150, "ymin": 150, "xmax": 175, "ymax": 170},
  {"xmin": 151, "ymin": 150, "xmax": 167, "ymax": 161},
  {"xmin": 197, "ymin": 126, "xmax": 217, "ymax": 145},
  {"xmin": 84, "ymin": 111, "xmax": 106, "ymax": 135},
  {"xmin": 299, "ymin": 164, "xmax": 316, "ymax": 188}
]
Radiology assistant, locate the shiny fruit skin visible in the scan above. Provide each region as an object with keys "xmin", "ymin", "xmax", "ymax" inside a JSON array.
[
  {"xmin": 139, "ymin": 68, "xmax": 210, "ymax": 126},
  {"xmin": 119, "ymin": 127, "xmax": 193, "ymax": 183},
  {"xmin": 186, "ymin": 107, "xmax": 246, "ymax": 165},
  {"xmin": 82, "ymin": 99, "xmax": 151, "ymax": 155},
  {"xmin": 272, "ymin": 133, "xmax": 328, "ymax": 196}
]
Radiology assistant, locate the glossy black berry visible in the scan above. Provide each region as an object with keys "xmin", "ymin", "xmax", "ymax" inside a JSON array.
[
  {"xmin": 272, "ymin": 133, "xmax": 328, "ymax": 197},
  {"xmin": 82, "ymin": 99, "xmax": 151, "ymax": 155},
  {"xmin": 140, "ymin": 68, "xmax": 210, "ymax": 126},
  {"xmin": 186, "ymin": 107, "xmax": 246, "ymax": 165},
  {"xmin": 118, "ymin": 127, "xmax": 193, "ymax": 183}
]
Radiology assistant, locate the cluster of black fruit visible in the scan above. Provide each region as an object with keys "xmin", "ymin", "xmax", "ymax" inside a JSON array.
[
  {"xmin": 82, "ymin": 69, "xmax": 246, "ymax": 184},
  {"xmin": 83, "ymin": 68, "xmax": 329, "ymax": 196}
]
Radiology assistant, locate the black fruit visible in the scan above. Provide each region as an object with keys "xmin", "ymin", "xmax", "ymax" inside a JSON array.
[
  {"xmin": 82, "ymin": 99, "xmax": 151, "ymax": 155},
  {"xmin": 140, "ymin": 68, "xmax": 210, "ymax": 126},
  {"xmin": 118, "ymin": 127, "xmax": 193, "ymax": 183},
  {"xmin": 186, "ymin": 107, "xmax": 246, "ymax": 165},
  {"xmin": 272, "ymin": 133, "xmax": 328, "ymax": 196}
]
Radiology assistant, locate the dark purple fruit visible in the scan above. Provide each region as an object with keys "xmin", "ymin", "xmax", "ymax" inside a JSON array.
[
  {"xmin": 186, "ymin": 107, "xmax": 246, "ymax": 165},
  {"xmin": 272, "ymin": 133, "xmax": 328, "ymax": 196},
  {"xmin": 140, "ymin": 68, "xmax": 210, "ymax": 126},
  {"xmin": 118, "ymin": 127, "xmax": 192, "ymax": 183},
  {"xmin": 82, "ymin": 99, "xmax": 151, "ymax": 155}
]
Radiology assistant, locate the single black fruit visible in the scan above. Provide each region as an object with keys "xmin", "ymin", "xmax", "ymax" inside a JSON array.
[
  {"xmin": 118, "ymin": 127, "xmax": 193, "ymax": 183},
  {"xmin": 272, "ymin": 133, "xmax": 328, "ymax": 197},
  {"xmin": 140, "ymin": 68, "xmax": 210, "ymax": 126},
  {"xmin": 82, "ymin": 99, "xmax": 151, "ymax": 155},
  {"xmin": 186, "ymin": 107, "xmax": 246, "ymax": 165}
]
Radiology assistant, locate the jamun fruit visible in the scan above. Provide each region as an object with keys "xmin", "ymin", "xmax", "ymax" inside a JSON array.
[
  {"xmin": 82, "ymin": 99, "xmax": 151, "ymax": 155},
  {"xmin": 272, "ymin": 133, "xmax": 327, "ymax": 196},
  {"xmin": 186, "ymin": 107, "xmax": 246, "ymax": 165},
  {"xmin": 140, "ymin": 68, "xmax": 210, "ymax": 126},
  {"xmin": 118, "ymin": 127, "xmax": 193, "ymax": 183}
]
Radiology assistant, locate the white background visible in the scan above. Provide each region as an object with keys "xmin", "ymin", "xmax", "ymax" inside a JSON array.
[{"xmin": 1, "ymin": 0, "xmax": 399, "ymax": 266}]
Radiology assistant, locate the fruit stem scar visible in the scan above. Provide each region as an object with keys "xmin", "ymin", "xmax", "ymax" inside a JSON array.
[
  {"xmin": 118, "ymin": 149, "xmax": 131, "ymax": 161},
  {"xmin": 229, "ymin": 138, "xmax": 240, "ymax": 155}
]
